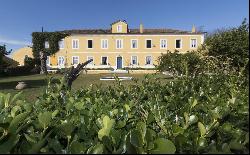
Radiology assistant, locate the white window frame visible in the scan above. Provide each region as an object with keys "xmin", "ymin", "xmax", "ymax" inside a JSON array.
[
  {"xmin": 131, "ymin": 39, "xmax": 138, "ymax": 49},
  {"xmin": 145, "ymin": 39, "xmax": 152, "ymax": 49},
  {"xmin": 58, "ymin": 56, "xmax": 65, "ymax": 67},
  {"xmin": 101, "ymin": 39, "xmax": 108, "ymax": 49},
  {"xmin": 160, "ymin": 39, "xmax": 167, "ymax": 49},
  {"xmin": 45, "ymin": 41, "xmax": 49, "ymax": 49},
  {"xmin": 117, "ymin": 25, "xmax": 122, "ymax": 32},
  {"xmin": 116, "ymin": 39, "xmax": 123, "ymax": 49},
  {"xmin": 58, "ymin": 39, "xmax": 64, "ymax": 49},
  {"xmin": 175, "ymin": 39, "xmax": 182, "ymax": 49},
  {"xmin": 190, "ymin": 38, "xmax": 197, "ymax": 48},
  {"xmin": 101, "ymin": 56, "xmax": 108, "ymax": 65},
  {"xmin": 72, "ymin": 39, "xmax": 79, "ymax": 49},
  {"xmin": 72, "ymin": 56, "xmax": 79, "ymax": 65},
  {"xmin": 46, "ymin": 56, "xmax": 50, "ymax": 66},
  {"xmin": 87, "ymin": 56, "xmax": 94, "ymax": 65},
  {"xmin": 131, "ymin": 55, "xmax": 138, "ymax": 65},
  {"xmin": 145, "ymin": 55, "xmax": 153, "ymax": 65},
  {"xmin": 87, "ymin": 39, "xmax": 93, "ymax": 49}
]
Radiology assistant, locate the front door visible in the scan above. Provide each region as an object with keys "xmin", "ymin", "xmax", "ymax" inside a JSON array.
[{"xmin": 116, "ymin": 56, "xmax": 122, "ymax": 69}]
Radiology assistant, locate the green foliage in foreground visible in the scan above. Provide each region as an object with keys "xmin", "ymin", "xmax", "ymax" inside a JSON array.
[{"xmin": 0, "ymin": 72, "xmax": 249, "ymax": 154}]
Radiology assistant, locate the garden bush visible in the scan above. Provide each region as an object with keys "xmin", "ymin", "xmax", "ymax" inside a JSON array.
[
  {"xmin": 2, "ymin": 65, "xmax": 34, "ymax": 76},
  {"xmin": 157, "ymin": 50, "xmax": 202, "ymax": 76},
  {"xmin": 0, "ymin": 64, "xmax": 248, "ymax": 153}
]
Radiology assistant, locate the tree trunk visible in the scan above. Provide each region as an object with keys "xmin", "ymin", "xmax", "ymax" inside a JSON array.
[
  {"xmin": 40, "ymin": 51, "xmax": 47, "ymax": 74},
  {"xmin": 65, "ymin": 59, "xmax": 93, "ymax": 89}
]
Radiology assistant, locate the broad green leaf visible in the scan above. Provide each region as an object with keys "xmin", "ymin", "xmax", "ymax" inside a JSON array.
[
  {"xmin": 136, "ymin": 121, "xmax": 146, "ymax": 140},
  {"xmin": 191, "ymin": 99, "xmax": 198, "ymax": 108},
  {"xmin": 38, "ymin": 112, "xmax": 52, "ymax": 129},
  {"xmin": 221, "ymin": 143, "xmax": 231, "ymax": 153},
  {"xmin": 189, "ymin": 115, "xmax": 198, "ymax": 125},
  {"xmin": 69, "ymin": 97, "xmax": 74, "ymax": 103},
  {"xmin": 4, "ymin": 93, "xmax": 11, "ymax": 108},
  {"xmin": 98, "ymin": 115, "xmax": 115, "ymax": 140},
  {"xmin": 145, "ymin": 129, "xmax": 156, "ymax": 150},
  {"xmin": 130, "ymin": 129, "xmax": 143, "ymax": 147},
  {"xmin": 124, "ymin": 104, "xmax": 131, "ymax": 112},
  {"xmin": 243, "ymin": 133, "xmax": 249, "ymax": 145},
  {"xmin": 150, "ymin": 138, "xmax": 176, "ymax": 154},
  {"xmin": 11, "ymin": 105, "xmax": 22, "ymax": 118},
  {"xmin": 69, "ymin": 141, "xmax": 85, "ymax": 153},
  {"xmin": 74, "ymin": 102, "xmax": 84, "ymax": 110},
  {"xmin": 172, "ymin": 124, "xmax": 184, "ymax": 136},
  {"xmin": 52, "ymin": 110, "xmax": 59, "ymax": 118},
  {"xmin": 24, "ymin": 133, "xmax": 37, "ymax": 143},
  {"xmin": 229, "ymin": 140, "xmax": 245, "ymax": 151},
  {"xmin": 184, "ymin": 112, "xmax": 189, "ymax": 126},
  {"xmin": 28, "ymin": 129, "xmax": 53, "ymax": 153},
  {"xmin": 198, "ymin": 137, "xmax": 207, "ymax": 148},
  {"xmin": 58, "ymin": 122, "xmax": 74, "ymax": 137},
  {"xmin": 110, "ymin": 129, "xmax": 122, "ymax": 146},
  {"xmin": 85, "ymin": 97, "xmax": 91, "ymax": 103},
  {"xmin": 0, "ymin": 134, "xmax": 20, "ymax": 153},
  {"xmin": 47, "ymin": 138, "xmax": 63, "ymax": 153},
  {"xmin": 8, "ymin": 112, "xmax": 30, "ymax": 133},
  {"xmin": 91, "ymin": 143, "xmax": 104, "ymax": 154},
  {"xmin": 198, "ymin": 122, "xmax": 206, "ymax": 137},
  {"xmin": 10, "ymin": 91, "xmax": 23, "ymax": 105},
  {"xmin": 147, "ymin": 113, "xmax": 155, "ymax": 124},
  {"xmin": 117, "ymin": 120, "xmax": 126, "ymax": 128}
]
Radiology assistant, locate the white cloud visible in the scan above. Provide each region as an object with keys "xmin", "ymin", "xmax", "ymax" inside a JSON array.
[{"xmin": 0, "ymin": 36, "xmax": 31, "ymax": 46}]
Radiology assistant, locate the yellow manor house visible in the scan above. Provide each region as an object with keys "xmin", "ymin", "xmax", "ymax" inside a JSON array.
[{"xmin": 12, "ymin": 20, "xmax": 205, "ymax": 70}]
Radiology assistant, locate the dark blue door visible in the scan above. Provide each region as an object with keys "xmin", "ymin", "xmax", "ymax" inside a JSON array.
[{"xmin": 117, "ymin": 57, "xmax": 122, "ymax": 69}]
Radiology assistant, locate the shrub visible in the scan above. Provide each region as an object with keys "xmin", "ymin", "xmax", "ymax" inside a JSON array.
[
  {"xmin": 157, "ymin": 50, "xmax": 201, "ymax": 76},
  {"xmin": 3, "ymin": 65, "xmax": 33, "ymax": 76},
  {"xmin": 0, "ymin": 65, "xmax": 248, "ymax": 153}
]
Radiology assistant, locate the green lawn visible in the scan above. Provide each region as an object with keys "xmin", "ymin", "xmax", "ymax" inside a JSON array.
[{"xmin": 0, "ymin": 73, "xmax": 170, "ymax": 102}]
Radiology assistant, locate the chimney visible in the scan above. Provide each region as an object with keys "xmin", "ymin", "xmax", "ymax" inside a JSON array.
[
  {"xmin": 140, "ymin": 24, "xmax": 143, "ymax": 33},
  {"xmin": 192, "ymin": 25, "xmax": 196, "ymax": 33}
]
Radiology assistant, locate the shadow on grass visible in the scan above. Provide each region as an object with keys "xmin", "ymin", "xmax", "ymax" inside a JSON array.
[{"xmin": 0, "ymin": 78, "xmax": 60, "ymax": 90}]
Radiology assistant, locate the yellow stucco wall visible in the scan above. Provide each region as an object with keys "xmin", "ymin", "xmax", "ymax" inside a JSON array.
[
  {"xmin": 11, "ymin": 47, "xmax": 33, "ymax": 66},
  {"xmin": 111, "ymin": 21, "xmax": 128, "ymax": 33},
  {"xmin": 49, "ymin": 33, "xmax": 204, "ymax": 69},
  {"xmin": 12, "ymin": 21, "xmax": 204, "ymax": 70}
]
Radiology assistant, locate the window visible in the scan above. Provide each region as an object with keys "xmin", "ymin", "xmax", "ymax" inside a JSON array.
[
  {"xmin": 87, "ymin": 56, "xmax": 94, "ymax": 65},
  {"xmin": 146, "ymin": 39, "xmax": 152, "ymax": 48},
  {"xmin": 46, "ymin": 56, "xmax": 50, "ymax": 65},
  {"xmin": 58, "ymin": 56, "xmax": 65, "ymax": 66},
  {"xmin": 131, "ymin": 56, "xmax": 138, "ymax": 65},
  {"xmin": 45, "ymin": 41, "xmax": 49, "ymax": 49},
  {"xmin": 101, "ymin": 56, "xmax": 108, "ymax": 65},
  {"xmin": 131, "ymin": 39, "xmax": 138, "ymax": 49},
  {"xmin": 58, "ymin": 39, "xmax": 64, "ymax": 49},
  {"xmin": 190, "ymin": 39, "xmax": 197, "ymax": 48},
  {"xmin": 87, "ymin": 40, "xmax": 93, "ymax": 49},
  {"xmin": 146, "ymin": 56, "xmax": 152, "ymax": 65},
  {"xmin": 117, "ymin": 25, "xmax": 122, "ymax": 32},
  {"xmin": 160, "ymin": 39, "xmax": 167, "ymax": 49},
  {"xmin": 116, "ymin": 39, "xmax": 123, "ymax": 49},
  {"xmin": 72, "ymin": 39, "xmax": 79, "ymax": 49},
  {"xmin": 175, "ymin": 39, "xmax": 182, "ymax": 49},
  {"xmin": 101, "ymin": 39, "xmax": 108, "ymax": 49},
  {"xmin": 72, "ymin": 56, "xmax": 79, "ymax": 65}
]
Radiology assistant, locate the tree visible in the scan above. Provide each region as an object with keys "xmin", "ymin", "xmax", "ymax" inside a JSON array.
[
  {"xmin": 204, "ymin": 18, "xmax": 249, "ymax": 69},
  {"xmin": 32, "ymin": 32, "xmax": 69, "ymax": 74},
  {"xmin": 0, "ymin": 44, "xmax": 12, "ymax": 68}
]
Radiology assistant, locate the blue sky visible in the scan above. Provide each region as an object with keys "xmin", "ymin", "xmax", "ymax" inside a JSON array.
[{"xmin": 0, "ymin": 0, "xmax": 249, "ymax": 53}]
